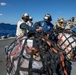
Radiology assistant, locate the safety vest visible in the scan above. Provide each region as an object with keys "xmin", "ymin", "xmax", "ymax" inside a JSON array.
[
  {"xmin": 16, "ymin": 19, "xmax": 26, "ymax": 37},
  {"xmin": 26, "ymin": 21, "xmax": 33, "ymax": 27}
]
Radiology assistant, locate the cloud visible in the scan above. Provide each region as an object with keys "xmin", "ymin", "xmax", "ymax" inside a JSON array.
[
  {"xmin": 0, "ymin": 2, "xmax": 7, "ymax": 6},
  {"xmin": 0, "ymin": 13, "xmax": 2, "ymax": 16}
]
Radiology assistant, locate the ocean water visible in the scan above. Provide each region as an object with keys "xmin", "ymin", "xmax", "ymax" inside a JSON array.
[{"xmin": 0, "ymin": 23, "xmax": 17, "ymax": 36}]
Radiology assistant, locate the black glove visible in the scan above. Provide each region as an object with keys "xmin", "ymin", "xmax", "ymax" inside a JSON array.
[{"xmin": 27, "ymin": 30, "xmax": 36, "ymax": 37}]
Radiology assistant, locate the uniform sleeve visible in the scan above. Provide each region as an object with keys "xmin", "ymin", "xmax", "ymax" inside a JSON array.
[
  {"xmin": 33, "ymin": 22, "xmax": 40, "ymax": 29},
  {"xmin": 20, "ymin": 23, "xmax": 29, "ymax": 30}
]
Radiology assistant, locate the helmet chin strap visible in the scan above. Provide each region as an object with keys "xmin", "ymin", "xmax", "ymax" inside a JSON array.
[{"xmin": 24, "ymin": 18, "xmax": 28, "ymax": 22}]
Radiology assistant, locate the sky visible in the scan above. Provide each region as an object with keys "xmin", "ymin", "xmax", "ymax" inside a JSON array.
[{"xmin": 0, "ymin": 0, "xmax": 76, "ymax": 24}]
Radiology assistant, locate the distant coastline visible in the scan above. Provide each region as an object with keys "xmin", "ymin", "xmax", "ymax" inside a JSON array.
[
  {"xmin": 0, "ymin": 23, "xmax": 16, "ymax": 25},
  {"xmin": 0, "ymin": 23, "xmax": 17, "ymax": 38}
]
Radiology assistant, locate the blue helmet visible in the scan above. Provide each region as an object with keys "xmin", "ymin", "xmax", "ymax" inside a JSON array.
[{"xmin": 44, "ymin": 14, "xmax": 52, "ymax": 21}]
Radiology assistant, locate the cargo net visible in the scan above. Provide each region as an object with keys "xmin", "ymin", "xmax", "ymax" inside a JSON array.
[
  {"xmin": 53, "ymin": 29, "xmax": 76, "ymax": 61},
  {"xmin": 5, "ymin": 30, "xmax": 75, "ymax": 75}
]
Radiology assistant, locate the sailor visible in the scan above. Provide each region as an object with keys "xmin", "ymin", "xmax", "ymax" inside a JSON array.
[
  {"xmin": 27, "ymin": 16, "xmax": 33, "ymax": 27},
  {"xmin": 34, "ymin": 13, "xmax": 54, "ymax": 33},
  {"xmin": 54, "ymin": 17, "xmax": 65, "ymax": 30},
  {"xmin": 16, "ymin": 13, "xmax": 29, "ymax": 37}
]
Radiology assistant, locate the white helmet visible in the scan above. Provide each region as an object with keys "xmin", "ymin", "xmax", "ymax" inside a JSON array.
[
  {"xmin": 29, "ymin": 16, "xmax": 33, "ymax": 21},
  {"xmin": 22, "ymin": 13, "xmax": 29, "ymax": 22},
  {"xmin": 22, "ymin": 13, "xmax": 29, "ymax": 18}
]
